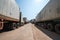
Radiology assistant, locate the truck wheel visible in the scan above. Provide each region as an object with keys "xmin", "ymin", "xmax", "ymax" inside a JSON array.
[
  {"xmin": 9, "ymin": 23, "xmax": 16, "ymax": 30},
  {"xmin": 43, "ymin": 24, "xmax": 47, "ymax": 29},
  {"xmin": 55, "ymin": 24, "xmax": 60, "ymax": 34},
  {"xmin": 47, "ymin": 24, "xmax": 53, "ymax": 31},
  {"xmin": 16, "ymin": 23, "xmax": 19, "ymax": 28},
  {"xmin": 12, "ymin": 23, "xmax": 16, "ymax": 30}
]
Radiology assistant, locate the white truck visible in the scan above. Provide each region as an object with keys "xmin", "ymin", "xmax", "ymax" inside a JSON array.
[
  {"xmin": 36, "ymin": 0, "xmax": 60, "ymax": 34},
  {"xmin": 0, "ymin": 0, "xmax": 21, "ymax": 30}
]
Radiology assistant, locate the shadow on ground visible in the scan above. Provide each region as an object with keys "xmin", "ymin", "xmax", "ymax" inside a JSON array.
[
  {"xmin": 0, "ymin": 28, "xmax": 13, "ymax": 33},
  {"xmin": 34, "ymin": 24, "xmax": 60, "ymax": 40}
]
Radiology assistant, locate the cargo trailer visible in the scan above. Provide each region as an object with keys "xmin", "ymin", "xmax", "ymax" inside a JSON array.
[
  {"xmin": 35, "ymin": 0, "xmax": 60, "ymax": 34},
  {"xmin": 0, "ymin": 0, "xmax": 21, "ymax": 30}
]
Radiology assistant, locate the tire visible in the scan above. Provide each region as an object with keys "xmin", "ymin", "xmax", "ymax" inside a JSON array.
[
  {"xmin": 8, "ymin": 23, "xmax": 16, "ymax": 30},
  {"xmin": 43, "ymin": 24, "xmax": 47, "ymax": 29},
  {"xmin": 16, "ymin": 23, "xmax": 19, "ymax": 28},
  {"xmin": 47, "ymin": 23, "xmax": 54, "ymax": 31},
  {"xmin": 55, "ymin": 24, "xmax": 60, "ymax": 34},
  {"xmin": 12, "ymin": 23, "xmax": 16, "ymax": 30}
]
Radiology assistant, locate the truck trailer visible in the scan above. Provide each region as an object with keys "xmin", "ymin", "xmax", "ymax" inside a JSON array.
[
  {"xmin": 35, "ymin": 0, "xmax": 60, "ymax": 34},
  {"xmin": 0, "ymin": 0, "xmax": 21, "ymax": 31}
]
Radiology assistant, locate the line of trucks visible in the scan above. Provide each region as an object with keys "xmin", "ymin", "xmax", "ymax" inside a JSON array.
[
  {"xmin": 0, "ymin": 0, "xmax": 60, "ymax": 34},
  {"xmin": 0, "ymin": 0, "xmax": 23, "ymax": 31},
  {"xmin": 35, "ymin": 0, "xmax": 60, "ymax": 34}
]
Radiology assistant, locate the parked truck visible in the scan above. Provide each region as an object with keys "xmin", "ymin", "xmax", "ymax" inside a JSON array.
[
  {"xmin": 0, "ymin": 0, "xmax": 21, "ymax": 31},
  {"xmin": 35, "ymin": 0, "xmax": 60, "ymax": 34}
]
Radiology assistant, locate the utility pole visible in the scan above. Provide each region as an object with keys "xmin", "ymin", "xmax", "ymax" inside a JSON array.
[{"xmin": 19, "ymin": 12, "xmax": 22, "ymax": 26}]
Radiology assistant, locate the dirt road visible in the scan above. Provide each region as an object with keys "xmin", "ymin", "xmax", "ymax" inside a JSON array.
[{"xmin": 0, "ymin": 23, "xmax": 60, "ymax": 40}]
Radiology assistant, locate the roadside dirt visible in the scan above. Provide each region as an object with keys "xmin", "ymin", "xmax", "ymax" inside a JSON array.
[{"xmin": 0, "ymin": 23, "xmax": 60, "ymax": 40}]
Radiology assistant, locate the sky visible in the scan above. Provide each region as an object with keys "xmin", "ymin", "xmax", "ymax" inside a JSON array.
[{"xmin": 16, "ymin": 0, "xmax": 49, "ymax": 20}]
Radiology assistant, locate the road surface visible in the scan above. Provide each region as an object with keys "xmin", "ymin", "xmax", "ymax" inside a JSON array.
[{"xmin": 0, "ymin": 23, "xmax": 60, "ymax": 40}]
